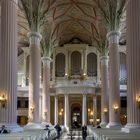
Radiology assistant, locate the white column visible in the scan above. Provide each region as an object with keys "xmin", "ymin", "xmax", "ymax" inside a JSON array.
[
  {"xmin": 52, "ymin": 50, "xmax": 56, "ymax": 82},
  {"xmin": 21, "ymin": 47, "xmax": 29, "ymax": 87},
  {"xmin": 27, "ymin": 32, "xmax": 42, "ymax": 125},
  {"xmin": 54, "ymin": 95, "xmax": 58, "ymax": 125},
  {"xmin": 0, "ymin": 0, "xmax": 21, "ymax": 132},
  {"xmin": 81, "ymin": 50, "xmax": 84, "ymax": 72},
  {"xmin": 123, "ymin": 0, "xmax": 140, "ymax": 132},
  {"xmin": 93, "ymin": 96, "xmax": 97, "ymax": 126},
  {"xmin": 65, "ymin": 50, "xmax": 68, "ymax": 76},
  {"xmin": 83, "ymin": 50, "xmax": 87, "ymax": 75},
  {"xmin": 107, "ymin": 31, "xmax": 121, "ymax": 128},
  {"xmin": 97, "ymin": 51, "xmax": 101, "ymax": 84},
  {"xmin": 41, "ymin": 57, "xmax": 51, "ymax": 124},
  {"xmin": 82, "ymin": 94, "xmax": 87, "ymax": 125},
  {"xmin": 100, "ymin": 56, "xmax": 109, "ymax": 127},
  {"xmin": 64, "ymin": 94, "xmax": 69, "ymax": 129}
]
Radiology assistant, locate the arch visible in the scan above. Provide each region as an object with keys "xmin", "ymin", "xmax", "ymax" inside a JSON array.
[
  {"xmin": 71, "ymin": 51, "xmax": 81, "ymax": 75},
  {"xmin": 87, "ymin": 53, "xmax": 97, "ymax": 76},
  {"xmin": 55, "ymin": 53, "xmax": 65, "ymax": 77},
  {"xmin": 71, "ymin": 103, "xmax": 82, "ymax": 129}
]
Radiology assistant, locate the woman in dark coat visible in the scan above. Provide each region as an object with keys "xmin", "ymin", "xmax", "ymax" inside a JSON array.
[
  {"xmin": 82, "ymin": 124, "xmax": 87, "ymax": 140},
  {"xmin": 54, "ymin": 123, "xmax": 62, "ymax": 139}
]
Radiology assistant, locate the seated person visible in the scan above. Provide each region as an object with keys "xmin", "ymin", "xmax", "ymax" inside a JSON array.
[
  {"xmin": 44, "ymin": 124, "xmax": 50, "ymax": 130},
  {"xmin": 44, "ymin": 125, "xmax": 50, "ymax": 138},
  {"xmin": 0, "ymin": 125, "xmax": 8, "ymax": 134},
  {"xmin": 96, "ymin": 125, "xmax": 101, "ymax": 128}
]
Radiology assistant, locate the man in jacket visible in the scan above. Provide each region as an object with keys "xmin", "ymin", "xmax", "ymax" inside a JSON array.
[{"xmin": 82, "ymin": 124, "xmax": 87, "ymax": 140}]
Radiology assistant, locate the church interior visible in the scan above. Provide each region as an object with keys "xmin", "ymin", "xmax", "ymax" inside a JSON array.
[{"xmin": 0, "ymin": 0, "xmax": 140, "ymax": 139}]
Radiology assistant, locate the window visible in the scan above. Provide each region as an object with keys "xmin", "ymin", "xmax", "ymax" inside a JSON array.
[
  {"xmin": 71, "ymin": 51, "xmax": 81, "ymax": 75},
  {"xmin": 55, "ymin": 53, "xmax": 65, "ymax": 77},
  {"xmin": 87, "ymin": 53, "xmax": 97, "ymax": 76}
]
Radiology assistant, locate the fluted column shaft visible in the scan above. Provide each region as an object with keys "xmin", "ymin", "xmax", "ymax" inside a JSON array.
[
  {"xmin": 107, "ymin": 31, "xmax": 121, "ymax": 128},
  {"xmin": 54, "ymin": 95, "xmax": 58, "ymax": 125},
  {"xmin": 65, "ymin": 51, "xmax": 68, "ymax": 75},
  {"xmin": 52, "ymin": 50, "xmax": 56, "ymax": 81},
  {"xmin": 28, "ymin": 32, "xmax": 41, "ymax": 123},
  {"xmin": 0, "ymin": 0, "xmax": 18, "ymax": 127},
  {"xmin": 125, "ymin": 0, "xmax": 140, "ymax": 129},
  {"xmin": 84, "ymin": 50, "xmax": 87, "ymax": 75},
  {"xmin": 100, "ymin": 56, "xmax": 109, "ymax": 127},
  {"xmin": 97, "ymin": 52, "xmax": 101, "ymax": 83},
  {"xmin": 21, "ymin": 47, "xmax": 29, "ymax": 87},
  {"xmin": 42, "ymin": 57, "xmax": 51, "ymax": 123},
  {"xmin": 64, "ymin": 94, "xmax": 69, "ymax": 128},
  {"xmin": 93, "ymin": 96, "xmax": 97, "ymax": 126},
  {"xmin": 82, "ymin": 94, "xmax": 87, "ymax": 125}
]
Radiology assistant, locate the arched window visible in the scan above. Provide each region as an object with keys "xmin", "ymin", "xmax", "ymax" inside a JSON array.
[
  {"xmin": 119, "ymin": 52, "xmax": 127, "ymax": 85},
  {"xmin": 71, "ymin": 51, "xmax": 81, "ymax": 75},
  {"xmin": 55, "ymin": 53, "xmax": 65, "ymax": 77},
  {"xmin": 87, "ymin": 53, "xmax": 97, "ymax": 76}
]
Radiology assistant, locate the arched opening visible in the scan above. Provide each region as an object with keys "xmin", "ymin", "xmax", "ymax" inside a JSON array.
[
  {"xmin": 87, "ymin": 53, "xmax": 97, "ymax": 76},
  {"xmin": 71, "ymin": 51, "xmax": 81, "ymax": 75},
  {"xmin": 71, "ymin": 103, "xmax": 82, "ymax": 129},
  {"xmin": 55, "ymin": 53, "xmax": 65, "ymax": 77}
]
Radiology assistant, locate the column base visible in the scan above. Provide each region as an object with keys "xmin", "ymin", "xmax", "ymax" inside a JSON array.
[
  {"xmin": 121, "ymin": 123, "xmax": 140, "ymax": 133},
  {"xmin": 64, "ymin": 126, "xmax": 69, "ymax": 132},
  {"xmin": 24, "ymin": 122, "xmax": 45, "ymax": 130},
  {"xmin": 0, "ymin": 123, "xmax": 23, "ymax": 133},
  {"xmin": 106, "ymin": 122, "xmax": 121, "ymax": 128},
  {"xmin": 100, "ymin": 122, "xmax": 108, "ymax": 128}
]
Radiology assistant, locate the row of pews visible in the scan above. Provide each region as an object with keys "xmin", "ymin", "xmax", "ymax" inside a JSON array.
[
  {"xmin": 88, "ymin": 126, "xmax": 140, "ymax": 140},
  {"xmin": 0, "ymin": 126, "xmax": 58, "ymax": 140}
]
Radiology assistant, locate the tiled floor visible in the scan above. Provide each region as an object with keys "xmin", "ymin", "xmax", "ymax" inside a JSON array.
[{"xmin": 59, "ymin": 131, "xmax": 83, "ymax": 140}]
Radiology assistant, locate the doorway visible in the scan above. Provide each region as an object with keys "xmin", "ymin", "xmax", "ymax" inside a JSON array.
[{"xmin": 71, "ymin": 103, "xmax": 82, "ymax": 129}]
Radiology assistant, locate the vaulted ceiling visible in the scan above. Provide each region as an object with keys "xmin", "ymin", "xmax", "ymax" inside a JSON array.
[
  {"xmin": 18, "ymin": 0, "xmax": 126, "ymax": 48},
  {"xmin": 51, "ymin": 0, "xmax": 98, "ymax": 46}
]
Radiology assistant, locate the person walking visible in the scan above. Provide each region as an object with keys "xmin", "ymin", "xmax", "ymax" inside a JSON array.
[
  {"xmin": 82, "ymin": 124, "xmax": 87, "ymax": 140},
  {"xmin": 54, "ymin": 123, "xmax": 62, "ymax": 139}
]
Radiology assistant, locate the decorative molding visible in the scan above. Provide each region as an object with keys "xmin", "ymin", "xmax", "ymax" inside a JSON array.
[
  {"xmin": 100, "ymin": 56, "xmax": 109, "ymax": 65},
  {"xmin": 107, "ymin": 31, "xmax": 121, "ymax": 44},
  {"xmin": 27, "ymin": 32, "xmax": 42, "ymax": 46}
]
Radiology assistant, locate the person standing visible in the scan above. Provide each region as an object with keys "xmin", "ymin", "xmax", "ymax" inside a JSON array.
[
  {"xmin": 54, "ymin": 123, "xmax": 62, "ymax": 139},
  {"xmin": 82, "ymin": 124, "xmax": 87, "ymax": 140}
]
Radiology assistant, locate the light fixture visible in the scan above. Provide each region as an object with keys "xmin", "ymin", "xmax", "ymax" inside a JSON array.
[
  {"xmin": 136, "ymin": 96, "xmax": 140, "ymax": 107},
  {"xmin": 90, "ymin": 111, "xmax": 93, "ymax": 116},
  {"xmin": 61, "ymin": 108, "xmax": 63, "ymax": 112},
  {"xmin": 59, "ymin": 112, "xmax": 62, "ymax": 116},
  {"xmin": 88, "ymin": 108, "xmax": 91, "ymax": 112},
  {"xmin": 30, "ymin": 106, "xmax": 34, "ymax": 113},
  {"xmin": 89, "ymin": 119, "xmax": 93, "ymax": 123},
  {"xmin": 113, "ymin": 104, "xmax": 119, "ymax": 113},
  {"xmin": 0, "ymin": 94, "xmax": 7, "ymax": 108},
  {"xmin": 96, "ymin": 119, "xmax": 100, "ymax": 122},
  {"xmin": 65, "ymin": 73, "xmax": 68, "ymax": 76},
  {"xmin": 103, "ymin": 108, "xmax": 108, "ymax": 113},
  {"xmin": 83, "ymin": 73, "xmax": 86, "ymax": 76}
]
